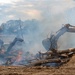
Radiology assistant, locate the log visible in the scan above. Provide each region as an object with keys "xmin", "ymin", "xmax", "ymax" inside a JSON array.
[
  {"xmin": 28, "ymin": 57, "xmax": 71, "ymax": 66},
  {"xmin": 29, "ymin": 58, "xmax": 61, "ymax": 66},
  {"xmin": 60, "ymin": 58, "xmax": 70, "ymax": 64},
  {"xmin": 40, "ymin": 48, "xmax": 75, "ymax": 56},
  {"xmin": 57, "ymin": 48, "xmax": 75, "ymax": 54},
  {"xmin": 28, "ymin": 48, "xmax": 75, "ymax": 67}
]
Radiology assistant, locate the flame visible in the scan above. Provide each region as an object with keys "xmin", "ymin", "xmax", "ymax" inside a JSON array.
[
  {"xmin": 16, "ymin": 50, "xmax": 23, "ymax": 62},
  {"xmin": 0, "ymin": 49, "xmax": 5, "ymax": 54}
]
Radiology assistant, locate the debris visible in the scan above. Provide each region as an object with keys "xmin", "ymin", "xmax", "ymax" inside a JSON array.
[
  {"xmin": 1, "ymin": 24, "xmax": 75, "ymax": 67},
  {"xmin": 6, "ymin": 37, "xmax": 23, "ymax": 54},
  {"xmin": 28, "ymin": 24, "xmax": 75, "ymax": 67},
  {"xmin": 28, "ymin": 48, "xmax": 75, "ymax": 66}
]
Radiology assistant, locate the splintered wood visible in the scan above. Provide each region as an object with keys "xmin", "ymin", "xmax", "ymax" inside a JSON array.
[{"xmin": 29, "ymin": 48, "xmax": 75, "ymax": 66}]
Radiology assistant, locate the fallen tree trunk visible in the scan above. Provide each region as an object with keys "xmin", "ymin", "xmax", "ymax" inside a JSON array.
[
  {"xmin": 40, "ymin": 48, "xmax": 75, "ymax": 56},
  {"xmin": 29, "ymin": 58, "xmax": 61, "ymax": 66},
  {"xmin": 57, "ymin": 48, "xmax": 75, "ymax": 54},
  {"xmin": 28, "ymin": 58, "xmax": 70, "ymax": 66}
]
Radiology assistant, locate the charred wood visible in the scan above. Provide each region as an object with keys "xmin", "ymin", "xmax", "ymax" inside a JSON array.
[
  {"xmin": 29, "ymin": 58, "xmax": 61, "ymax": 66},
  {"xmin": 28, "ymin": 48, "xmax": 75, "ymax": 66}
]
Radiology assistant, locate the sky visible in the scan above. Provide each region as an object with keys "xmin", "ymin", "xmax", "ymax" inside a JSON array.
[{"xmin": 0, "ymin": 0, "xmax": 75, "ymax": 25}]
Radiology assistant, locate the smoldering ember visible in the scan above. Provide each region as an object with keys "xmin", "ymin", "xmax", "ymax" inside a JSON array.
[{"xmin": 0, "ymin": 20, "xmax": 75, "ymax": 67}]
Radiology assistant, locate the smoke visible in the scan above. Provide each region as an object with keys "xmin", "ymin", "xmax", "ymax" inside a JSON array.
[
  {"xmin": 0, "ymin": 0, "xmax": 75, "ymax": 65},
  {"xmin": 39, "ymin": 1, "xmax": 75, "ymax": 51},
  {"xmin": 0, "ymin": 20, "xmax": 75, "ymax": 66}
]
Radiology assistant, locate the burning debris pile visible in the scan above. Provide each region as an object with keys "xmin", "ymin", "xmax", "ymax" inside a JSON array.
[
  {"xmin": 0, "ymin": 23, "xmax": 75, "ymax": 67},
  {"xmin": 27, "ymin": 24, "xmax": 75, "ymax": 67},
  {"xmin": 0, "ymin": 37, "xmax": 24, "ymax": 65},
  {"xmin": 28, "ymin": 48, "xmax": 75, "ymax": 66}
]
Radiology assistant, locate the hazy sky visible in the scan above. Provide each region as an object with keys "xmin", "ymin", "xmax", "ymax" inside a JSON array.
[
  {"xmin": 0, "ymin": 0, "xmax": 75, "ymax": 25},
  {"xmin": 1, "ymin": 0, "xmax": 75, "ymax": 53}
]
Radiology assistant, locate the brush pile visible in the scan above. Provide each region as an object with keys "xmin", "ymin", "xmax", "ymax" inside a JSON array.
[{"xmin": 29, "ymin": 48, "xmax": 75, "ymax": 66}]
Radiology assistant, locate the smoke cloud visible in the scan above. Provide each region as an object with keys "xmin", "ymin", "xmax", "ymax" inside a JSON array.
[{"xmin": 0, "ymin": 0, "xmax": 75, "ymax": 65}]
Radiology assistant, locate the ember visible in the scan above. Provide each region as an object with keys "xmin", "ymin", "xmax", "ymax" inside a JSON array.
[{"xmin": 16, "ymin": 50, "xmax": 23, "ymax": 62}]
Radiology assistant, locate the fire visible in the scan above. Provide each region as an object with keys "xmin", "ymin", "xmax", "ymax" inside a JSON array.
[
  {"xmin": 16, "ymin": 50, "xmax": 23, "ymax": 62},
  {"xmin": 0, "ymin": 49, "xmax": 5, "ymax": 54}
]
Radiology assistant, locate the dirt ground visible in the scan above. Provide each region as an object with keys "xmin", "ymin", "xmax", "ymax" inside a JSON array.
[{"xmin": 0, "ymin": 56, "xmax": 75, "ymax": 75}]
